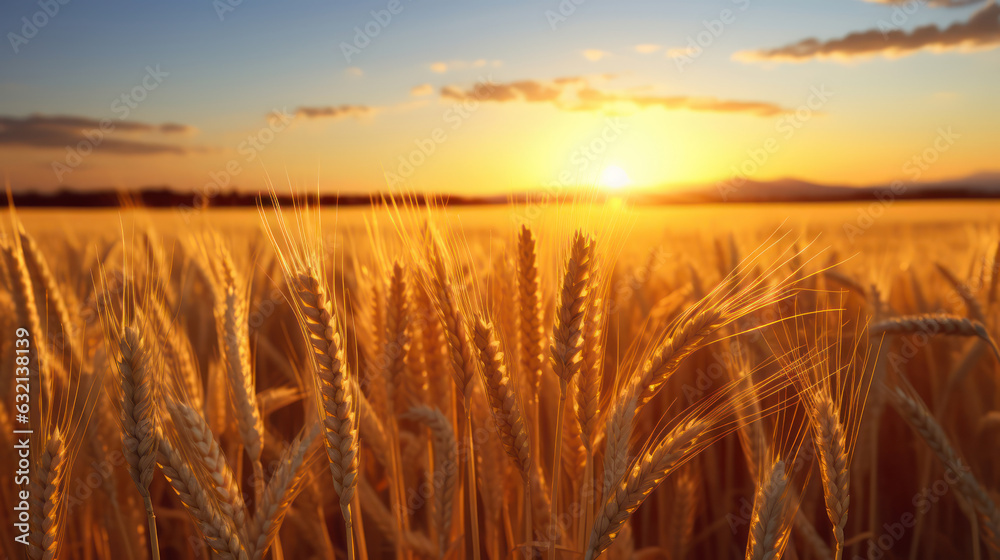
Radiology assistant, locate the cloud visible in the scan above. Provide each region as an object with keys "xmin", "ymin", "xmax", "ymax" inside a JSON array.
[
  {"xmin": 429, "ymin": 59, "xmax": 502, "ymax": 73},
  {"xmin": 293, "ymin": 104, "xmax": 376, "ymax": 120},
  {"xmin": 635, "ymin": 44, "xmax": 662, "ymax": 54},
  {"xmin": 737, "ymin": 1, "xmax": 1000, "ymax": 63},
  {"xmin": 574, "ymin": 88, "xmax": 788, "ymax": 116},
  {"xmin": 440, "ymin": 76, "xmax": 789, "ymax": 116},
  {"xmin": 346, "ymin": 66, "xmax": 364, "ymax": 77},
  {"xmin": 583, "ymin": 49, "xmax": 610, "ymax": 61},
  {"xmin": 0, "ymin": 114, "xmax": 199, "ymax": 154},
  {"xmin": 666, "ymin": 46, "xmax": 699, "ymax": 58},
  {"xmin": 410, "ymin": 83, "xmax": 434, "ymax": 96}
]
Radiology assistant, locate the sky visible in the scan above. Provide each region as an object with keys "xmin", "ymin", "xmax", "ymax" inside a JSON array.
[{"xmin": 1, "ymin": 0, "xmax": 999, "ymax": 196}]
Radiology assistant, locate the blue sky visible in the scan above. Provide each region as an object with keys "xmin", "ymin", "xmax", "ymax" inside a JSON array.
[{"xmin": 2, "ymin": 0, "xmax": 998, "ymax": 193}]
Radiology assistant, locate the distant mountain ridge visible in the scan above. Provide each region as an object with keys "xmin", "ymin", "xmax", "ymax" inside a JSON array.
[
  {"xmin": 661, "ymin": 173, "xmax": 1000, "ymax": 203},
  {"xmin": 6, "ymin": 173, "xmax": 1000, "ymax": 207}
]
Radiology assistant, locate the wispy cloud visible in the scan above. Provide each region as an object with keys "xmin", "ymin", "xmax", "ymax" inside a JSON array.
[
  {"xmin": 666, "ymin": 46, "xmax": 698, "ymax": 58},
  {"xmin": 634, "ymin": 43, "xmax": 662, "ymax": 54},
  {"xmin": 293, "ymin": 104, "xmax": 376, "ymax": 120},
  {"xmin": 429, "ymin": 59, "xmax": 502, "ymax": 73},
  {"xmin": 0, "ymin": 114, "xmax": 200, "ymax": 154},
  {"xmin": 440, "ymin": 76, "xmax": 789, "ymax": 116},
  {"xmin": 410, "ymin": 83, "xmax": 434, "ymax": 96},
  {"xmin": 736, "ymin": 1, "xmax": 1000, "ymax": 63},
  {"xmin": 583, "ymin": 49, "xmax": 610, "ymax": 61}
]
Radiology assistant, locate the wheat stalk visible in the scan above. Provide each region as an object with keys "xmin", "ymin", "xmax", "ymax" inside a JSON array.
[
  {"xmin": 550, "ymin": 231, "xmax": 593, "ymax": 557},
  {"xmin": 425, "ymin": 234, "xmax": 483, "ymax": 560},
  {"xmin": 116, "ymin": 323, "xmax": 161, "ymax": 560},
  {"xmin": 575, "ymin": 290, "xmax": 604, "ymax": 552},
  {"xmin": 380, "ymin": 260, "xmax": 411, "ymax": 560},
  {"xmin": 403, "ymin": 406, "xmax": 459, "ymax": 556},
  {"xmin": 359, "ymin": 477, "xmax": 440, "ymax": 558},
  {"xmin": 292, "ymin": 268, "xmax": 361, "ymax": 558}
]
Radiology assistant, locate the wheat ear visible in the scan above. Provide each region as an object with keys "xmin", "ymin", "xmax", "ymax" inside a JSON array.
[
  {"xmin": 169, "ymin": 403, "xmax": 247, "ymax": 537},
  {"xmin": 383, "ymin": 261, "xmax": 412, "ymax": 560},
  {"xmin": 358, "ymin": 389, "xmax": 390, "ymax": 467},
  {"xmin": 384, "ymin": 260, "xmax": 410, "ymax": 406},
  {"xmin": 293, "ymin": 269, "xmax": 360, "ymax": 558},
  {"xmin": 428, "ymin": 239, "xmax": 478, "ymax": 395},
  {"xmin": 517, "ymin": 225, "xmax": 545, "ymax": 393},
  {"xmin": 550, "ymin": 231, "xmax": 593, "ymax": 558},
  {"xmin": 426, "ymin": 237, "xmax": 482, "ymax": 560},
  {"xmin": 630, "ymin": 304, "xmax": 728, "ymax": 415},
  {"xmin": 746, "ymin": 460, "xmax": 790, "ymax": 560},
  {"xmin": 158, "ymin": 439, "xmax": 248, "ymax": 559},
  {"xmin": 577, "ymin": 294, "xmax": 603, "ymax": 454},
  {"xmin": 550, "ymin": 231, "xmax": 592, "ymax": 386},
  {"xmin": 28, "ymin": 430, "xmax": 65, "ymax": 560},
  {"xmin": 20, "ymin": 230, "xmax": 84, "ymax": 371},
  {"xmin": 472, "ymin": 315, "xmax": 531, "ymax": 478},
  {"xmin": 669, "ymin": 472, "xmax": 698, "ymax": 560},
  {"xmin": 600, "ymin": 394, "xmax": 637, "ymax": 512},
  {"xmin": 250, "ymin": 422, "xmax": 320, "ymax": 560},
  {"xmin": 218, "ymin": 255, "xmax": 264, "ymax": 473},
  {"xmin": 890, "ymin": 388, "xmax": 1000, "ymax": 550},
  {"xmin": 471, "ymin": 314, "xmax": 535, "ymax": 554},
  {"xmin": 403, "ymin": 406, "xmax": 459, "ymax": 556},
  {"xmin": 117, "ymin": 324, "xmax": 161, "ymax": 560},
  {"xmin": 812, "ymin": 394, "xmax": 850, "ymax": 559},
  {"xmin": 3, "ymin": 240, "xmax": 48, "ymax": 406},
  {"xmin": 934, "ymin": 262, "xmax": 986, "ymax": 322},
  {"xmin": 872, "ymin": 314, "xmax": 1000, "ymax": 363},
  {"xmin": 586, "ymin": 420, "xmax": 708, "ymax": 560},
  {"xmin": 148, "ymin": 290, "xmax": 204, "ymax": 410},
  {"xmin": 576, "ymin": 284, "xmax": 604, "ymax": 551}
]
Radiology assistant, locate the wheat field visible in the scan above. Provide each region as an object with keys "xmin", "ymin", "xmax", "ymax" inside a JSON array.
[{"xmin": 1, "ymin": 199, "xmax": 999, "ymax": 560}]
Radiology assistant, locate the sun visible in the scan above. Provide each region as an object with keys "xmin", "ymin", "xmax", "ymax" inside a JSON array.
[{"xmin": 598, "ymin": 165, "xmax": 631, "ymax": 190}]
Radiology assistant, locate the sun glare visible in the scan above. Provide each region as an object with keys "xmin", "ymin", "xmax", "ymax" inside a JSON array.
[{"xmin": 599, "ymin": 165, "xmax": 631, "ymax": 190}]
